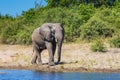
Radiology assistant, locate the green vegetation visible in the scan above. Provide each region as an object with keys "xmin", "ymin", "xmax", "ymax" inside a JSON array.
[
  {"xmin": 0, "ymin": 1, "xmax": 120, "ymax": 47},
  {"xmin": 110, "ymin": 36, "xmax": 120, "ymax": 48},
  {"xmin": 90, "ymin": 39, "xmax": 107, "ymax": 52}
]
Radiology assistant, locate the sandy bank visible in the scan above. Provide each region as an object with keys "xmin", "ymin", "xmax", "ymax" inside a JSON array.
[{"xmin": 0, "ymin": 43, "xmax": 120, "ymax": 72}]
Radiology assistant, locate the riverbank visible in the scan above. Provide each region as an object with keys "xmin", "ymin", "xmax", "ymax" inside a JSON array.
[{"xmin": 0, "ymin": 43, "xmax": 120, "ymax": 72}]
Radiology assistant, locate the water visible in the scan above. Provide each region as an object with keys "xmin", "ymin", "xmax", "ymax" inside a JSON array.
[{"xmin": 0, "ymin": 69, "xmax": 120, "ymax": 80}]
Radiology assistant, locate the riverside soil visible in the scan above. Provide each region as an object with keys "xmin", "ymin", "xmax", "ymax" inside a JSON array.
[{"xmin": 0, "ymin": 43, "xmax": 120, "ymax": 72}]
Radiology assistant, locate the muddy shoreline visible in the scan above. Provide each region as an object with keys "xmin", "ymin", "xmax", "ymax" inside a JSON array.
[{"xmin": 0, "ymin": 65, "xmax": 120, "ymax": 73}]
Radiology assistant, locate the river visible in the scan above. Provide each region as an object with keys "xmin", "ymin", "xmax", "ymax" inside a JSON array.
[{"xmin": 0, "ymin": 69, "xmax": 120, "ymax": 80}]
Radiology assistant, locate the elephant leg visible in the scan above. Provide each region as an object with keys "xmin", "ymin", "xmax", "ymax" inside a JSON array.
[
  {"xmin": 31, "ymin": 44, "xmax": 37, "ymax": 64},
  {"xmin": 52, "ymin": 39, "xmax": 56, "ymax": 56},
  {"xmin": 31, "ymin": 51, "xmax": 37, "ymax": 64},
  {"xmin": 45, "ymin": 42, "xmax": 55, "ymax": 66},
  {"xmin": 31, "ymin": 43, "xmax": 42, "ymax": 64},
  {"xmin": 37, "ymin": 49, "xmax": 43, "ymax": 65}
]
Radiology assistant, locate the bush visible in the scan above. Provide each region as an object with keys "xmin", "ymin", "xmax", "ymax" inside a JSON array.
[
  {"xmin": 1, "ymin": 25, "xmax": 18, "ymax": 44},
  {"xmin": 90, "ymin": 39, "xmax": 107, "ymax": 52},
  {"xmin": 110, "ymin": 36, "xmax": 120, "ymax": 48},
  {"xmin": 15, "ymin": 31, "xmax": 31, "ymax": 45},
  {"xmin": 63, "ymin": 5, "xmax": 95, "ymax": 41},
  {"xmin": 0, "ymin": 4, "xmax": 120, "ymax": 44},
  {"xmin": 80, "ymin": 16, "xmax": 114, "ymax": 40}
]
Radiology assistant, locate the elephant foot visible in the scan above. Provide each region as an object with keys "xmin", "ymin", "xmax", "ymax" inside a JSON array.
[
  {"xmin": 55, "ymin": 62, "xmax": 59, "ymax": 65},
  {"xmin": 48, "ymin": 62, "xmax": 55, "ymax": 66},
  {"xmin": 38, "ymin": 62, "xmax": 42, "ymax": 66},
  {"xmin": 56, "ymin": 61, "xmax": 60, "ymax": 65},
  {"xmin": 31, "ymin": 60, "xmax": 36, "ymax": 64}
]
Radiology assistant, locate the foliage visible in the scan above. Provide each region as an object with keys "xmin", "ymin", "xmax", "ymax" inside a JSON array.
[
  {"xmin": 80, "ymin": 6, "xmax": 120, "ymax": 41},
  {"xmin": 64, "ymin": 4, "xmax": 95, "ymax": 41},
  {"xmin": 80, "ymin": 14, "xmax": 114, "ymax": 41},
  {"xmin": 45, "ymin": 0, "xmax": 116, "ymax": 8},
  {"xmin": 110, "ymin": 35, "xmax": 120, "ymax": 48},
  {"xmin": 0, "ymin": 2, "xmax": 120, "ymax": 45},
  {"xmin": 90, "ymin": 39, "xmax": 107, "ymax": 52}
]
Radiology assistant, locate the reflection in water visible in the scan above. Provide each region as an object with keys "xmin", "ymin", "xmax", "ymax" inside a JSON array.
[{"xmin": 0, "ymin": 69, "xmax": 120, "ymax": 80}]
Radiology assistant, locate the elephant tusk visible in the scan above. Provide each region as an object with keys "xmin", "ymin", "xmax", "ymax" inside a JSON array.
[{"xmin": 55, "ymin": 39, "xmax": 58, "ymax": 42}]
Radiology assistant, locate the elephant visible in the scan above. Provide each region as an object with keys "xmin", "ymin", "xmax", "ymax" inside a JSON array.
[{"xmin": 31, "ymin": 23, "xmax": 64, "ymax": 66}]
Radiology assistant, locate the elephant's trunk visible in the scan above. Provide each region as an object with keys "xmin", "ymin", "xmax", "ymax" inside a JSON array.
[
  {"xmin": 57, "ymin": 41, "xmax": 62, "ymax": 64},
  {"xmin": 55, "ymin": 24, "xmax": 64, "ymax": 64}
]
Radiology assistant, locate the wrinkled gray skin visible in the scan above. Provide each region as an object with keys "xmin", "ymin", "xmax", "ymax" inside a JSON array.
[{"xmin": 31, "ymin": 23, "xmax": 64, "ymax": 66}]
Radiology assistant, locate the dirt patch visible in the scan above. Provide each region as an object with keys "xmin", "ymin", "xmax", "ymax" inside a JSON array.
[{"xmin": 0, "ymin": 43, "xmax": 120, "ymax": 72}]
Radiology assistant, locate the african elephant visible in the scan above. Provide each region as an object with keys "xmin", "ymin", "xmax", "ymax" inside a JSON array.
[{"xmin": 31, "ymin": 23, "xmax": 64, "ymax": 66}]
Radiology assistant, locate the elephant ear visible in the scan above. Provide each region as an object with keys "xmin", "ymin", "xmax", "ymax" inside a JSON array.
[
  {"xmin": 49, "ymin": 25, "xmax": 55, "ymax": 37},
  {"xmin": 39, "ymin": 26, "xmax": 53, "ymax": 42},
  {"xmin": 39, "ymin": 29, "xmax": 45, "ymax": 40}
]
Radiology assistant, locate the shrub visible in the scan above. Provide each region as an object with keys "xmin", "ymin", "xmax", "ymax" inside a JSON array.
[
  {"xmin": 1, "ymin": 4, "xmax": 120, "ymax": 44},
  {"xmin": 63, "ymin": 5, "xmax": 95, "ymax": 41},
  {"xmin": 80, "ymin": 16, "xmax": 114, "ymax": 41},
  {"xmin": 90, "ymin": 39, "xmax": 107, "ymax": 52},
  {"xmin": 16, "ymin": 31, "xmax": 31, "ymax": 45},
  {"xmin": 110, "ymin": 36, "xmax": 120, "ymax": 48},
  {"xmin": 1, "ymin": 25, "xmax": 18, "ymax": 44}
]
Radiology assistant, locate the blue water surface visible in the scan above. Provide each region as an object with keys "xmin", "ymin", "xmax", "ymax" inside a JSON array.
[{"xmin": 0, "ymin": 69, "xmax": 120, "ymax": 80}]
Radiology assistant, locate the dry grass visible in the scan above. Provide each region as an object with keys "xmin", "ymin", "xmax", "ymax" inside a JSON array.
[{"xmin": 0, "ymin": 43, "xmax": 120, "ymax": 70}]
